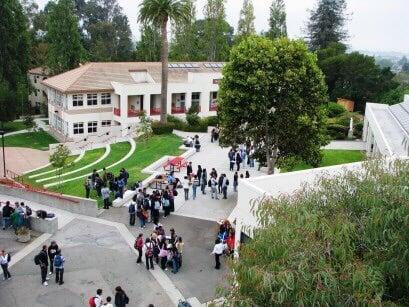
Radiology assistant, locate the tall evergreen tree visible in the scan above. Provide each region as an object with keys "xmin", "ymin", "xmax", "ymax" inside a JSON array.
[
  {"xmin": 307, "ymin": 0, "xmax": 348, "ymax": 51},
  {"xmin": 202, "ymin": 0, "xmax": 230, "ymax": 61},
  {"xmin": 170, "ymin": 1, "xmax": 200, "ymax": 61},
  {"xmin": 267, "ymin": 0, "xmax": 287, "ymax": 39},
  {"xmin": 47, "ymin": 0, "xmax": 85, "ymax": 74},
  {"xmin": 134, "ymin": 23, "xmax": 162, "ymax": 61},
  {"xmin": 0, "ymin": 0, "xmax": 30, "ymax": 121},
  {"xmin": 237, "ymin": 0, "xmax": 256, "ymax": 39}
]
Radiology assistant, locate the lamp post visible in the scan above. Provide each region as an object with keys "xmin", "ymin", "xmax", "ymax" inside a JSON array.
[{"xmin": 0, "ymin": 130, "xmax": 5, "ymax": 177}]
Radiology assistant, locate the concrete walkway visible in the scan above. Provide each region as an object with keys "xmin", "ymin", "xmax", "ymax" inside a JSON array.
[{"xmin": 324, "ymin": 140, "xmax": 366, "ymax": 150}]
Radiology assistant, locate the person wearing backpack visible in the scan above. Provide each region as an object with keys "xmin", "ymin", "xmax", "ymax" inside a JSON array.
[
  {"xmin": 0, "ymin": 249, "xmax": 11, "ymax": 280},
  {"xmin": 84, "ymin": 176, "xmax": 92, "ymax": 198},
  {"xmin": 48, "ymin": 241, "xmax": 59, "ymax": 275},
  {"xmin": 89, "ymin": 288, "xmax": 103, "ymax": 307},
  {"xmin": 114, "ymin": 286, "xmax": 129, "ymax": 307},
  {"xmin": 54, "ymin": 249, "xmax": 65, "ymax": 285},
  {"xmin": 128, "ymin": 198, "xmax": 136, "ymax": 226},
  {"xmin": 134, "ymin": 233, "xmax": 144, "ymax": 264},
  {"xmin": 192, "ymin": 175, "xmax": 199, "ymax": 200},
  {"xmin": 35, "ymin": 245, "xmax": 49, "ymax": 286},
  {"xmin": 162, "ymin": 190, "xmax": 171, "ymax": 218},
  {"xmin": 144, "ymin": 238, "xmax": 154, "ymax": 270},
  {"xmin": 222, "ymin": 174, "xmax": 228, "ymax": 199}
]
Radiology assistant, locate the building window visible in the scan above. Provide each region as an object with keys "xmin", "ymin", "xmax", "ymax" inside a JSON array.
[
  {"xmin": 101, "ymin": 120, "xmax": 111, "ymax": 127},
  {"xmin": 88, "ymin": 121, "xmax": 98, "ymax": 133},
  {"xmin": 87, "ymin": 93, "xmax": 98, "ymax": 106},
  {"xmin": 101, "ymin": 93, "xmax": 111, "ymax": 105},
  {"xmin": 73, "ymin": 122, "xmax": 84, "ymax": 135},
  {"xmin": 211, "ymin": 92, "xmax": 218, "ymax": 101},
  {"xmin": 192, "ymin": 92, "xmax": 200, "ymax": 102},
  {"xmin": 73, "ymin": 94, "xmax": 84, "ymax": 107}
]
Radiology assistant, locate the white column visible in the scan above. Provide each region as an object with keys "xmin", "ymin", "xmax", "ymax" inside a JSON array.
[
  {"xmin": 201, "ymin": 91, "xmax": 210, "ymax": 115},
  {"xmin": 144, "ymin": 94, "xmax": 151, "ymax": 114},
  {"xmin": 120, "ymin": 94, "xmax": 128, "ymax": 121},
  {"xmin": 185, "ymin": 92, "xmax": 192, "ymax": 112}
]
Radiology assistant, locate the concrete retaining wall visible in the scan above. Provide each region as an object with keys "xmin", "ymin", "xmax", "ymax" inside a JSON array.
[
  {"xmin": 29, "ymin": 215, "xmax": 58, "ymax": 234},
  {"xmin": 0, "ymin": 185, "xmax": 98, "ymax": 217}
]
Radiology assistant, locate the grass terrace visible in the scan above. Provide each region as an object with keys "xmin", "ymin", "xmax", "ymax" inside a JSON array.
[
  {"xmin": 1, "ymin": 121, "xmax": 29, "ymax": 133},
  {"xmin": 282, "ymin": 150, "xmax": 365, "ymax": 173},
  {"xmin": 23, "ymin": 134, "xmax": 183, "ymax": 205},
  {"xmin": 3, "ymin": 131, "xmax": 58, "ymax": 150}
]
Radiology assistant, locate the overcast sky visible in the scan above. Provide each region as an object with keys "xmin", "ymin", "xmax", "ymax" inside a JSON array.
[{"xmin": 36, "ymin": 0, "xmax": 409, "ymax": 54}]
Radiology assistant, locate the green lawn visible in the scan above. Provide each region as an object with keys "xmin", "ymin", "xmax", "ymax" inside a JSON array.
[
  {"xmin": 3, "ymin": 131, "xmax": 58, "ymax": 150},
  {"xmin": 48, "ymin": 134, "xmax": 183, "ymax": 203},
  {"xmin": 283, "ymin": 150, "xmax": 365, "ymax": 173},
  {"xmin": 1, "ymin": 121, "xmax": 29, "ymax": 133},
  {"xmin": 24, "ymin": 147, "xmax": 107, "ymax": 182}
]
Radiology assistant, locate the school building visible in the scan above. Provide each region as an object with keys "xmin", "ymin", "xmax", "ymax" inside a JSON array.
[{"xmin": 41, "ymin": 62, "xmax": 223, "ymax": 142}]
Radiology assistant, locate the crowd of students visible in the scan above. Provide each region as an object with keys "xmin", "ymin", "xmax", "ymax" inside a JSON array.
[
  {"xmin": 1, "ymin": 200, "xmax": 32, "ymax": 231},
  {"xmin": 90, "ymin": 287, "xmax": 129, "ymax": 307},
  {"xmin": 84, "ymin": 168, "xmax": 130, "ymax": 209}
]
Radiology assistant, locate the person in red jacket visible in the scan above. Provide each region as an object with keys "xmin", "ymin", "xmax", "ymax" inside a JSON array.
[{"xmin": 134, "ymin": 234, "xmax": 144, "ymax": 264}]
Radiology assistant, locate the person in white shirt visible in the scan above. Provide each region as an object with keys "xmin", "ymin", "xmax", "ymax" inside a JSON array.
[
  {"xmin": 104, "ymin": 296, "xmax": 113, "ymax": 307},
  {"xmin": 182, "ymin": 176, "xmax": 190, "ymax": 201},
  {"xmin": 94, "ymin": 289, "xmax": 103, "ymax": 307},
  {"xmin": 211, "ymin": 238, "xmax": 227, "ymax": 270},
  {"xmin": 0, "ymin": 249, "xmax": 11, "ymax": 280}
]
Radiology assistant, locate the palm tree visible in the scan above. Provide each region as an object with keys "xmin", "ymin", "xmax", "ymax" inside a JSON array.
[{"xmin": 138, "ymin": 0, "xmax": 192, "ymax": 124}]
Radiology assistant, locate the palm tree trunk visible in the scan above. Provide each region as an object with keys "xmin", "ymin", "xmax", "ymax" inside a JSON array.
[{"xmin": 160, "ymin": 18, "xmax": 169, "ymax": 124}]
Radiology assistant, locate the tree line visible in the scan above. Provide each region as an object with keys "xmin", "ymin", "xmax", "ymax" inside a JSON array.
[{"xmin": 0, "ymin": 0, "xmax": 404, "ymax": 122}]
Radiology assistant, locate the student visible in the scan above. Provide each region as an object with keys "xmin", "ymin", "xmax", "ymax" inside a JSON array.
[
  {"xmin": 128, "ymin": 198, "xmax": 136, "ymax": 226},
  {"xmin": 35, "ymin": 245, "xmax": 49, "ymax": 286},
  {"xmin": 171, "ymin": 246, "xmax": 180, "ymax": 274},
  {"xmin": 48, "ymin": 241, "xmax": 59, "ymax": 275},
  {"xmin": 0, "ymin": 249, "xmax": 11, "ymax": 280},
  {"xmin": 54, "ymin": 249, "xmax": 65, "ymax": 285},
  {"xmin": 210, "ymin": 176, "xmax": 219, "ymax": 200},
  {"xmin": 104, "ymin": 296, "xmax": 113, "ymax": 307},
  {"xmin": 2, "ymin": 201, "xmax": 14, "ymax": 230},
  {"xmin": 196, "ymin": 165, "xmax": 202, "ymax": 185},
  {"xmin": 175, "ymin": 237, "xmax": 184, "ymax": 267},
  {"xmin": 186, "ymin": 162, "xmax": 193, "ymax": 177},
  {"xmin": 134, "ymin": 233, "xmax": 144, "ymax": 264},
  {"xmin": 228, "ymin": 149, "xmax": 235, "ymax": 171},
  {"xmin": 221, "ymin": 174, "xmax": 228, "ymax": 199},
  {"xmin": 162, "ymin": 190, "xmax": 171, "ymax": 218},
  {"xmin": 90, "ymin": 289, "xmax": 103, "ymax": 307},
  {"xmin": 192, "ymin": 175, "xmax": 199, "ymax": 200},
  {"xmin": 84, "ymin": 176, "xmax": 92, "ymax": 198},
  {"xmin": 201, "ymin": 169, "xmax": 207, "ymax": 195},
  {"xmin": 144, "ymin": 238, "xmax": 155, "ymax": 270},
  {"xmin": 211, "ymin": 238, "xmax": 227, "ymax": 270},
  {"xmin": 114, "ymin": 286, "xmax": 129, "ymax": 307},
  {"xmin": 235, "ymin": 151, "xmax": 242, "ymax": 171},
  {"xmin": 182, "ymin": 176, "xmax": 190, "ymax": 201},
  {"xmin": 101, "ymin": 185, "xmax": 111, "ymax": 209},
  {"xmin": 233, "ymin": 172, "xmax": 239, "ymax": 192},
  {"xmin": 158, "ymin": 241, "xmax": 168, "ymax": 270},
  {"xmin": 245, "ymin": 171, "xmax": 250, "ymax": 178}
]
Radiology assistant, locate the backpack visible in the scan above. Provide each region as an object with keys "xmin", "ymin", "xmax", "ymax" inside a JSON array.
[
  {"xmin": 145, "ymin": 243, "xmax": 153, "ymax": 257},
  {"xmin": 26, "ymin": 206, "xmax": 32, "ymax": 216},
  {"xmin": 124, "ymin": 294, "xmax": 129, "ymax": 304},
  {"xmin": 34, "ymin": 254, "xmax": 41, "ymax": 265},
  {"xmin": 6, "ymin": 254, "xmax": 11, "ymax": 262},
  {"xmin": 153, "ymin": 244, "xmax": 160, "ymax": 256},
  {"xmin": 208, "ymin": 179, "xmax": 211, "ymax": 187},
  {"xmin": 88, "ymin": 296, "xmax": 96, "ymax": 307},
  {"xmin": 226, "ymin": 179, "xmax": 230, "ymax": 186},
  {"xmin": 173, "ymin": 189, "xmax": 178, "ymax": 196},
  {"xmin": 154, "ymin": 201, "xmax": 161, "ymax": 210},
  {"xmin": 143, "ymin": 198, "xmax": 150, "ymax": 210},
  {"xmin": 128, "ymin": 203, "xmax": 136, "ymax": 214},
  {"xmin": 54, "ymin": 255, "xmax": 62, "ymax": 267},
  {"xmin": 178, "ymin": 300, "xmax": 192, "ymax": 307}
]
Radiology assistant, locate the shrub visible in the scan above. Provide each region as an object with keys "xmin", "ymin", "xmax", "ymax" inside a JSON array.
[
  {"xmin": 225, "ymin": 159, "xmax": 409, "ymax": 305},
  {"xmin": 202, "ymin": 116, "xmax": 219, "ymax": 127},
  {"xmin": 186, "ymin": 113, "xmax": 201, "ymax": 127},
  {"xmin": 327, "ymin": 124, "xmax": 349, "ymax": 140},
  {"xmin": 326, "ymin": 102, "xmax": 346, "ymax": 118},
  {"xmin": 151, "ymin": 121, "xmax": 175, "ymax": 135},
  {"xmin": 355, "ymin": 121, "xmax": 364, "ymax": 139}
]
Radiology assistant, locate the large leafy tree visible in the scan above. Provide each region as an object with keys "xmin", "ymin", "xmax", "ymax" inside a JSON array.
[
  {"xmin": 80, "ymin": 0, "xmax": 133, "ymax": 61},
  {"xmin": 267, "ymin": 0, "xmax": 287, "ymax": 39},
  {"xmin": 169, "ymin": 0, "xmax": 202, "ymax": 61},
  {"xmin": 47, "ymin": 0, "xmax": 85, "ymax": 75},
  {"xmin": 225, "ymin": 159, "xmax": 409, "ymax": 305},
  {"xmin": 307, "ymin": 0, "xmax": 348, "ymax": 51},
  {"xmin": 0, "ymin": 0, "xmax": 30, "ymax": 121},
  {"xmin": 202, "ymin": 0, "xmax": 231, "ymax": 61},
  {"xmin": 218, "ymin": 36, "xmax": 329, "ymax": 174},
  {"xmin": 236, "ymin": 0, "xmax": 255, "ymax": 40},
  {"xmin": 134, "ymin": 23, "xmax": 162, "ymax": 61},
  {"xmin": 139, "ymin": 0, "xmax": 192, "ymax": 124},
  {"xmin": 317, "ymin": 42, "xmax": 398, "ymax": 111}
]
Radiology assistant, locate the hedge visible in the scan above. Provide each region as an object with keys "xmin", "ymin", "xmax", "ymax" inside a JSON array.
[{"xmin": 327, "ymin": 124, "xmax": 349, "ymax": 140}]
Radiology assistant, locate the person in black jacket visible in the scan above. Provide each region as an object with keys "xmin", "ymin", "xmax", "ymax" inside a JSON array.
[
  {"xmin": 37, "ymin": 245, "xmax": 49, "ymax": 286},
  {"xmin": 114, "ymin": 286, "xmax": 129, "ymax": 307},
  {"xmin": 47, "ymin": 241, "xmax": 59, "ymax": 275},
  {"xmin": 2, "ymin": 201, "xmax": 14, "ymax": 230}
]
